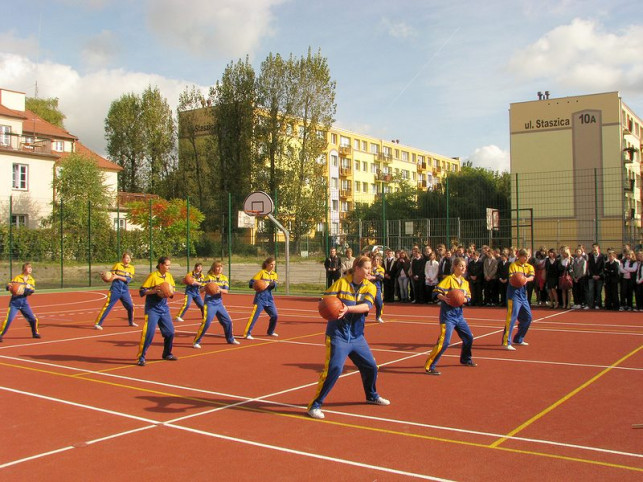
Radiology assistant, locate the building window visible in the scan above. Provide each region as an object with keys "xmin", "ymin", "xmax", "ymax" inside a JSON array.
[
  {"xmin": 371, "ymin": 183, "xmax": 377, "ymax": 194},
  {"xmin": 339, "ymin": 136, "xmax": 350, "ymax": 147},
  {"xmin": 340, "ymin": 158, "xmax": 350, "ymax": 169},
  {"xmin": 53, "ymin": 140, "xmax": 64, "ymax": 152},
  {"xmin": 114, "ymin": 218, "xmax": 127, "ymax": 230},
  {"xmin": 354, "ymin": 160, "xmax": 360, "ymax": 171},
  {"xmin": 341, "ymin": 201, "xmax": 349, "ymax": 212},
  {"xmin": 12, "ymin": 164, "xmax": 28, "ymax": 190},
  {"xmin": 1, "ymin": 125, "xmax": 11, "ymax": 146},
  {"xmin": 353, "ymin": 139, "xmax": 360, "ymax": 150},
  {"xmin": 370, "ymin": 143, "xmax": 379, "ymax": 154},
  {"xmin": 331, "ymin": 155, "xmax": 338, "ymax": 167},
  {"xmin": 363, "ymin": 183, "xmax": 368, "ymax": 193},
  {"xmin": 355, "ymin": 181, "xmax": 360, "ymax": 191},
  {"xmin": 11, "ymin": 214, "xmax": 28, "ymax": 228},
  {"xmin": 401, "ymin": 151, "xmax": 409, "ymax": 161},
  {"xmin": 362, "ymin": 161, "xmax": 367, "ymax": 171},
  {"xmin": 362, "ymin": 140, "xmax": 367, "ymax": 151},
  {"xmin": 341, "ymin": 180, "xmax": 351, "ymax": 190},
  {"xmin": 332, "ymin": 200, "xmax": 338, "ymax": 211},
  {"xmin": 331, "ymin": 133, "xmax": 337, "ymax": 144},
  {"xmin": 371, "ymin": 163, "xmax": 378, "ymax": 174}
]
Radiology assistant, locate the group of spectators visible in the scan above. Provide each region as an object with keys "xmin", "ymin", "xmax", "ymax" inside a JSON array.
[{"xmin": 324, "ymin": 242, "xmax": 643, "ymax": 311}]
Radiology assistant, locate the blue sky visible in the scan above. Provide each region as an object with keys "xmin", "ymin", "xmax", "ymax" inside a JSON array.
[{"xmin": 1, "ymin": 0, "xmax": 642, "ymax": 172}]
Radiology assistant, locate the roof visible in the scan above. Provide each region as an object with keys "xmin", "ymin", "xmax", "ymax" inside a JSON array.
[
  {"xmin": 22, "ymin": 109, "xmax": 77, "ymax": 140},
  {"xmin": 0, "ymin": 103, "xmax": 28, "ymax": 120},
  {"xmin": 58, "ymin": 142, "xmax": 123, "ymax": 172}
]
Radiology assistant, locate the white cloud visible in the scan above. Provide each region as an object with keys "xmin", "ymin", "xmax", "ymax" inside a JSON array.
[
  {"xmin": 508, "ymin": 18, "xmax": 643, "ymax": 93},
  {"xmin": 0, "ymin": 52, "xmax": 204, "ymax": 156},
  {"xmin": 146, "ymin": 0, "xmax": 288, "ymax": 59},
  {"xmin": 0, "ymin": 30, "xmax": 40, "ymax": 58},
  {"xmin": 381, "ymin": 18, "xmax": 417, "ymax": 39},
  {"xmin": 467, "ymin": 145, "xmax": 510, "ymax": 173},
  {"xmin": 81, "ymin": 30, "xmax": 121, "ymax": 70}
]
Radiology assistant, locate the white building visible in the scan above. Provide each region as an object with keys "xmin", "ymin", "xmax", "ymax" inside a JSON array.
[{"xmin": 1, "ymin": 87, "xmax": 123, "ymax": 228}]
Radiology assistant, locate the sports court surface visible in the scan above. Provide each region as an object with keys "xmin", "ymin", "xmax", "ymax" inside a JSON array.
[{"xmin": 1, "ymin": 289, "xmax": 641, "ymax": 480}]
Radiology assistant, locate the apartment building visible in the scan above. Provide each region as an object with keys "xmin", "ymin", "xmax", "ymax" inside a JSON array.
[
  {"xmin": 509, "ymin": 91, "xmax": 642, "ymax": 246},
  {"xmin": 0, "ymin": 87, "xmax": 122, "ymax": 228}
]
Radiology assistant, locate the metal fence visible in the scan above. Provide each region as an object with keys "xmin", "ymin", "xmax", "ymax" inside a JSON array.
[{"xmin": 1, "ymin": 165, "xmax": 640, "ymax": 290}]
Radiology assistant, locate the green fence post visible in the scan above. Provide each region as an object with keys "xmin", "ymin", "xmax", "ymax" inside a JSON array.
[
  {"xmin": 8, "ymin": 195, "xmax": 13, "ymax": 279},
  {"xmin": 594, "ymin": 168, "xmax": 599, "ymax": 244},
  {"xmin": 274, "ymin": 189, "xmax": 279, "ymax": 259},
  {"xmin": 445, "ymin": 177, "xmax": 450, "ymax": 247},
  {"xmin": 148, "ymin": 198, "xmax": 153, "ymax": 273},
  {"xmin": 60, "ymin": 199, "xmax": 64, "ymax": 288},
  {"xmin": 382, "ymin": 188, "xmax": 386, "ymax": 245},
  {"xmin": 325, "ymin": 181, "xmax": 329, "ymax": 257},
  {"xmin": 116, "ymin": 179, "xmax": 121, "ymax": 256},
  {"xmin": 88, "ymin": 200, "xmax": 92, "ymax": 287},
  {"xmin": 516, "ymin": 173, "xmax": 520, "ymax": 248},
  {"xmin": 228, "ymin": 192, "xmax": 232, "ymax": 279},
  {"xmin": 186, "ymin": 196, "xmax": 190, "ymax": 272}
]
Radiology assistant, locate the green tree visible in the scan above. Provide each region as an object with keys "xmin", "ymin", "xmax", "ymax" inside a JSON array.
[
  {"xmin": 45, "ymin": 153, "xmax": 113, "ymax": 260},
  {"xmin": 26, "ymin": 97, "xmax": 66, "ymax": 127},
  {"xmin": 105, "ymin": 86, "xmax": 176, "ymax": 194}
]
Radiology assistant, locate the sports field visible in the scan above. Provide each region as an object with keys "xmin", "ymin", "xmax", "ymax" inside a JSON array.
[{"xmin": 1, "ymin": 289, "xmax": 641, "ymax": 480}]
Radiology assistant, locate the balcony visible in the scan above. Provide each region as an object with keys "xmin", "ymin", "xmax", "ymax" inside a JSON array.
[
  {"xmin": 377, "ymin": 152, "xmax": 393, "ymax": 163},
  {"xmin": 0, "ymin": 133, "xmax": 54, "ymax": 155},
  {"xmin": 623, "ymin": 146, "xmax": 638, "ymax": 163},
  {"xmin": 417, "ymin": 161, "xmax": 427, "ymax": 172},
  {"xmin": 417, "ymin": 179, "xmax": 428, "ymax": 189},
  {"xmin": 624, "ymin": 179, "xmax": 635, "ymax": 193},
  {"xmin": 339, "ymin": 166, "xmax": 352, "ymax": 177},
  {"xmin": 339, "ymin": 189, "xmax": 352, "ymax": 199},
  {"xmin": 339, "ymin": 145, "xmax": 352, "ymax": 157},
  {"xmin": 339, "ymin": 211, "xmax": 348, "ymax": 220},
  {"xmin": 376, "ymin": 170, "xmax": 392, "ymax": 182}
]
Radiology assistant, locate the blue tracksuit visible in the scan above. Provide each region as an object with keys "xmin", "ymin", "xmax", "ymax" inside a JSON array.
[
  {"xmin": 308, "ymin": 274, "xmax": 381, "ymax": 410},
  {"xmin": 2, "ymin": 275, "xmax": 39, "ymax": 339},
  {"xmin": 136, "ymin": 271, "xmax": 175, "ymax": 362},
  {"xmin": 424, "ymin": 275, "xmax": 474, "ymax": 371},
  {"xmin": 194, "ymin": 274, "xmax": 235, "ymax": 345},
  {"xmin": 176, "ymin": 271, "xmax": 205, "ymax": 319},
  {"xmin": 503, "ymin": 262, "xmax": 535, "ymax": 346},
  {"xmin": 244, "ymin": 269, "xmax": 279, "ymax": 337},
  {"xmin": 95, "ymin": 262, "xmax": 135, "ymax": 327}
]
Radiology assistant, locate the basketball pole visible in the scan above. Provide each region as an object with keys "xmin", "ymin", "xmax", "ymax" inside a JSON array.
[{"xmin": 267, "ymin": 213, "xmax": 290, "ymax": 295}]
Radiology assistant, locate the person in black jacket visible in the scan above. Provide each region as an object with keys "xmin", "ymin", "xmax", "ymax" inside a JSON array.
[
  {"xmin": 438, "ymin": 250, "xmax": 452, "ymax": 282},
  {"xmin": 496, "ymin": 252, "xmax": 510, "ymax": 307},
  {"xmin": 383, "ymin": 248, "xmax": 397, "ymax": 303},
  {"xmin": 544, "ymin": 249, "xmax": 562, "ymax": 309},
  {"xmin": 603, "ymin": 249, "xmax": 621, "ymax": 310},
  {"xmin": 324, "ymin": 247, "xmax": 341, "ymax": 288},
  {"xmin": 467, "ymin": 250, "xmax": 484, "ymax": 306},
  {"xmin": 409, "ymin": 246, "xmax": 426, "ymax": 303},
  {"xmin": 587, "ymin": 243, "xmax": 606, "ymax": 309}
]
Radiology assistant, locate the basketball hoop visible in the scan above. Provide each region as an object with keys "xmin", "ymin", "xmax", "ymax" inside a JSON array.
[
  {"xmin": 243, "ymin": 191, "xmax": 274, "ymax": 217},
  {"xmin": 246, "ymin": 210, "xmax": 264, "ymax": 218}
]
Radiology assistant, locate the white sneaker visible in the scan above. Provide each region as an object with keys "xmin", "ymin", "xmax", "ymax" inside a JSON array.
[
  {"xmin": 517, "ymin": 341, "xmax": 529, "ymax": 346},
  {"xmin": 367, "ymin": 396, "xmax": 390, "ymax": 406},
  {"xmin": 572, "ymin": 305, "xmax": 580, "ymax": 309},
  {"xmin": 129, "ymin": 322, "xmax": 138, "ymax": 327},
  {"xmin": 583, "ymin": 306, "xmax": 589, "ymax": 310},
  {"xmin": 269, "ymin": 333, "xmax": 279, "ymax": 337},
  {"xmin": 230, "ymin": 339, "xmax": 240, "ymax": 345},
  {"xmin": 505, "ymin": 345, "xmax": 516, "ymax": 351},
  {"xmin": 245, "ymin": 334, "xmax": 254, "ymax": 340},
  {"xmin": 618, "ymin": 307, "xmax": 624, "ymax": 312},
  {"xmin": 307, "ymin": 408, "xmax": 325, "ymax": 419},
  {"xmin": 193, "ymin": 343, "xmax": 201, "ymax": 349},
  {"xmin": 377, "ymin": 318, "xmax": 384, "ymax": 323},
  {"xmin": 94, "ymin": 325, "xmax": 103, "ymax": 330},
  {"xmin": 595, "ymin": 306, "xmax": 600, "ymax": 310},
  {"xmin": 175, "ymin": 316, "xmax": 184, "ymax": 322}
]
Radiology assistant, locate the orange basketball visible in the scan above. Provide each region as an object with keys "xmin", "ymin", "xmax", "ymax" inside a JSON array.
[
  {"xmin": 446, "ymin": 289, "xmax": 466, "ymax": 308},
  {"xmin": 205, "ymin": 282, "xmax": 220, "ymax": 295},
  {"xmin": 510, "ymin": 272, "xmax": 527, "ymax": 288},
  {"xmin": 318, "ymin": 296, "xmax": 345, "ymax": 320},
  {"xmin": 253, "ymin": 279, "xmax": 269, "ymax": 292},
  {"xmin": 9, "ymin": 282, "xmax": 25, "ymax": 296},
  {"xmin": 101, "ymin": 271, "xmax": 114, "ymax": 283},
  {"xmin": 157, "ymin": 281, "xmax": 174, "ymax": 298},
  {"xmin": 183, "ymin": 273, "xmax": 195, "ymax": 285}
]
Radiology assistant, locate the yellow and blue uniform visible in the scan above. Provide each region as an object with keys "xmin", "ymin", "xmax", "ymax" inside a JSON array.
[
  {"xmin": 94, "ymin": 261, "xmax": 135, "ymax": 327},
  {"xmin": 193, "ymin": 274, "xmax": 236, "ymax": 345},
  {"xmin": 244, "ymin": 269, "xmax": 279, "ymax": 337},
  {"xmin": 308, "ymin": 273, "xmax": 381, "ymax": 411},
  {"xmin": 371, "ymin": 265, "xmax": 385, "ymax": 320},
  {"xmin": 2, "ymin": 274, "xmax": 39, "ymax": 340},
  {"xmin": 424, "ymin": 274, "xmax": 474, "ymax": 371},
  {"xmin": 502, "ymin": 261, "xmax": 535, "ymax": 347},
  {"xmin": 136, "ymin": 270, "xmax": 175, "ymax": 364},
  {"xmin": 176, "ymin": 270, "xmax": 205, "ymax": 319}
]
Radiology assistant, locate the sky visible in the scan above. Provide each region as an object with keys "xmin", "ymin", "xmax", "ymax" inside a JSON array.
[{"xmin": 1, "ymin": 0, "xmax": 642, "ymax": 173}]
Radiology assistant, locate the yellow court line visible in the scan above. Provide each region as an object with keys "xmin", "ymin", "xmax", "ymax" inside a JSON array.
[
  {"xmin": 489, "ymin": 344, "xmax": 643, "ymax": 448},
  {"xmin": 1, "ymin": 360, "xmax": 642, "ymax": 473}
]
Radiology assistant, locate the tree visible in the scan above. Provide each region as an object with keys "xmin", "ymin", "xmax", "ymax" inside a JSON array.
[
  {"xmin": 26, "ymin": 97, "xmax": 66, "ymax": 127},
  {"xmin": 105, "ymin": 86, "xmax": 176, "ymax": 194},
  {"xmin": 125, "ymin": 198, "xmax": 205, "ymax": 257},
  {"xmin": 45, "ymin": 153, "xmax": 113, "ymax": 259}
]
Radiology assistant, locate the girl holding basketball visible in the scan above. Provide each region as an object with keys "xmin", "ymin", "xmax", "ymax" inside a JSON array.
[
  {"xmin": 423, "ymin": 257, "xmax": 476, "ymax": 376},
  {"xmin": 136, "ymin": 256, "xmax": 177, "ymax": 366},
  {"xmin": 1, "ymin": 262, "xmax": 40, "ymax": 342},
  {"xmin": 243, "ymin": 256, "xmax": 279, "ymax": 339},
  {"xmin": 307, "ymin": 256, "xmax": 390, "ymax": 420},
  {"xmin": 94, "ymin": 252, "xmax": 136, "ymax": 330},
  {"xmin": 193, "ymin": 261, "xmax": 239, "ymax": 348},
  {"xmin": 174, "ymin": 262, "xmax": 205, "ymax": 322},
  {"xmin": 502, "ymin": 248, "xmax": 535, "ymax": 350}
]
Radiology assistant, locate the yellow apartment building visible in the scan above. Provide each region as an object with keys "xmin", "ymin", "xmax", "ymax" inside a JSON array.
[{"xmin": 509, "ymin": 92, "xmax": 642, "ymax": 247}]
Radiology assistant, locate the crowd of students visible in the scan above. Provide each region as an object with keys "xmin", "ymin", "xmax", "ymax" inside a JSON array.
[{"xmin": 327, "ymin": 242, "xmax": 643, "ymax": 312}]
